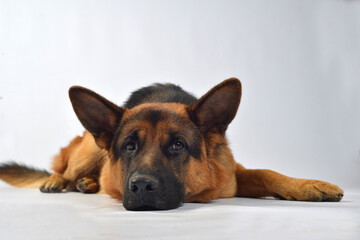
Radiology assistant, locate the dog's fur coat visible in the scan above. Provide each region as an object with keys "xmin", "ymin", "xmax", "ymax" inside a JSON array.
[{"xmin": 0, "ymin": 78, "xmax": 343, "ymax": 210}]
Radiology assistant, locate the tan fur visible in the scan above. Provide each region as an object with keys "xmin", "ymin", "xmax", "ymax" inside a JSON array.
[
  {"xmin": 235, "ymin": 167, "xmax": 343, "ymax": 201},
  {"xmin": 99, "ymin": 159, "xmax": 123, "ymax": 199},
  {"xmin": 10, "ymin": 178, "xmax": 48, "ymax": 189},
  {"xmin": 39, "ymin": 131, "xmax": 108, "ymax": 192}
]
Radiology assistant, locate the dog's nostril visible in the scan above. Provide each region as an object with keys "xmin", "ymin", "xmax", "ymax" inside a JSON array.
[
  {"xmin": 131, "ymin": 184, "xmax": 138, "ymax": 192},
  {"xmin": 146, "ymin": 184, "xmax": 154, "ymax": 191}
]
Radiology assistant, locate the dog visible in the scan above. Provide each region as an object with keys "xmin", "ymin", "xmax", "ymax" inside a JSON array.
[{"xmin": 0, "ymin": 78, "xmax": 344, "ymax": 210}]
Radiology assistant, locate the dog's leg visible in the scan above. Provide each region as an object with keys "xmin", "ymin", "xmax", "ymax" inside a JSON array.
[
  {"xmin": 235, "ymin": 164, "xmax": 343, "ymax": 201},
  {"xmin": 40, "ymin": 131, "xmax": 106, "ymax": 194},
  {"xmin": 61, "ymin": 131, "xmax": 107, "ymax": 194}
]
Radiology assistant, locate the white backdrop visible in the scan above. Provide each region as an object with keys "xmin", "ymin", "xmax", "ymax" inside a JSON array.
[{"xmin": 0, "ymin": 0, "xmax": 359, "ymax": 189}]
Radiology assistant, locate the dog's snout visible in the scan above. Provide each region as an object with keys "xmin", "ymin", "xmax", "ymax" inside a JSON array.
[
  {"xmin": 129, "ymin": 175, "xmax": 159, "ymax": 195},
  {"xmin": 123, "ymin": 171, "xmax": 184, "ymax": 211}
]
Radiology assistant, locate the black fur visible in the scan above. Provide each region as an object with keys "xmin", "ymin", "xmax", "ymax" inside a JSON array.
[
  {"xmin": 0, "ymin": 162, "xmax": 50, "ymax": 186},
  {"xmin": 146, "ymin": 110, "xmax": 163, "ymax": 127},
  {"xmin": 123, "ymin": 165, "xmax": 185, "ymax": 210},
  {"xmin": 0, "ymin": 162, "xmax": 50, "ymax": 178},
  {"xmin": 123, "ymin": 83, "xmax": 197, "ymax": 109}
]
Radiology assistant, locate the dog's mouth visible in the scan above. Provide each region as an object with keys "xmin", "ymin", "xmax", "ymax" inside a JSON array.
[
  {"xmin": 127, "ymin": 201, "xmax": 184, "ymax": 211},
  {"xmin": 122, "ymin": 193, "xmax": 184, "ymax": 211},
  {"xmin": 122, "ymin": 172, "xmax": 184, "ymax": 211}
]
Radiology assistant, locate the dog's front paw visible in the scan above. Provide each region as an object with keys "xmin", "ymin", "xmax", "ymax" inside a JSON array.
[
  {"xmin": 40, "ymin": 180, "xmax": 64, "ymax": 193},
  {"xmin": 39, "ymin": 174, "xmax": 67, "ymax": 193},
  {"xmin": 279, "ymin": 180, "xmax": 344, "ymax": 202},
  {"xmin": 301, "ymin": 180, "xmax": 344, "ymax": 202},
  {"xmin": 76, "ymin": 177, "xmax": 99, "ymax": 193}
]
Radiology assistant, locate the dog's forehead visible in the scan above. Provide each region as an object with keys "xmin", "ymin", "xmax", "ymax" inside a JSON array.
[
  {"xmin": 120, "ymin": 102, "xmax": 192, "ymax": 134},
  {"xmin": 125, "ymin": 103, "xmax": 187, "ymax": 122}
]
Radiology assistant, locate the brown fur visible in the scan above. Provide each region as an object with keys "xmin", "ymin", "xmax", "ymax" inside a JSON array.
[{"xmin": 0, "ymin": 78, "xmax": 343, "ymax": 209}]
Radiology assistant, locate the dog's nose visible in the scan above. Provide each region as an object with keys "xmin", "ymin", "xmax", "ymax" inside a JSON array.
[{"xmin": 129, "ymin": 175, "xmax": 159, "ymax": 195}]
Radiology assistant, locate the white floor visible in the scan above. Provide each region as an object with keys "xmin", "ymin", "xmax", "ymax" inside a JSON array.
[{"xmin": 0, "ymin": 182, "xmax": 359, "ymax": 240}]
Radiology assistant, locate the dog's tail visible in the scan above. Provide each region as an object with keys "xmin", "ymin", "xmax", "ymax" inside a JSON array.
[{"xmin": 0, "ymin": 162, "xmax": 51, "ymax": 188}]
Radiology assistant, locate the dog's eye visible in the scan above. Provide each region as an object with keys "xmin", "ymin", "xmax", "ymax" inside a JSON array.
[
  {"xmin": 171, "ymin": 141, "xmax": 184, "ymax": 151},
  {"xmin": 125, "ymin": 141, "xmax": 137, "ymax": 151}
]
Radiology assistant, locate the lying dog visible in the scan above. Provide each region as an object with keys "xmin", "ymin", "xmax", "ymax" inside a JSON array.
[{"xmin": 0, "ymin": 78, "xmax": 344, "ymax": 210}]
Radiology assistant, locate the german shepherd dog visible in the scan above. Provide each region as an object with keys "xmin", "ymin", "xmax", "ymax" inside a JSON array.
[{"xmin": 0, "ymin": 78, "xmax": 344, "ymax": 210}]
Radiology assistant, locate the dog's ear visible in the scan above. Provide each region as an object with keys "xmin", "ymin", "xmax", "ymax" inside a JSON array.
[
  {"xmin": 69, "ymin": 86, "xmax": 124, "ymax": 149},
  {"xmin": 187, "ymin": 78, "xmax": 242, "ymax": 134}
]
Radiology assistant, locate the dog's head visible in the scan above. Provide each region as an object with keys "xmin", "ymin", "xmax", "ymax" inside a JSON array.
[{"xmin": 69, "ymin": 78, "xmax": 241, "ymax": 210}]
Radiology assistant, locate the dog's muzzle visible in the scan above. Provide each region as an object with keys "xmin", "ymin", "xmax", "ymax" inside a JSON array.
[{"xmin": 122, "ymin": 171, "xmax": 184, "ymax": 211}]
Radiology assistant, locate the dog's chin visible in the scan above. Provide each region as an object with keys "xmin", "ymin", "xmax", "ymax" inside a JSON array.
[
  {"xmin": 122, "ymin": 196, "xmax": 183, "ymax": 211},
  {"xmin": 130, "ymin": 205, "xmax": 161, "ymax": 211},
  {"xmin": 128, "ymin": 204, "xmax": 181, "ymax": 211}
]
